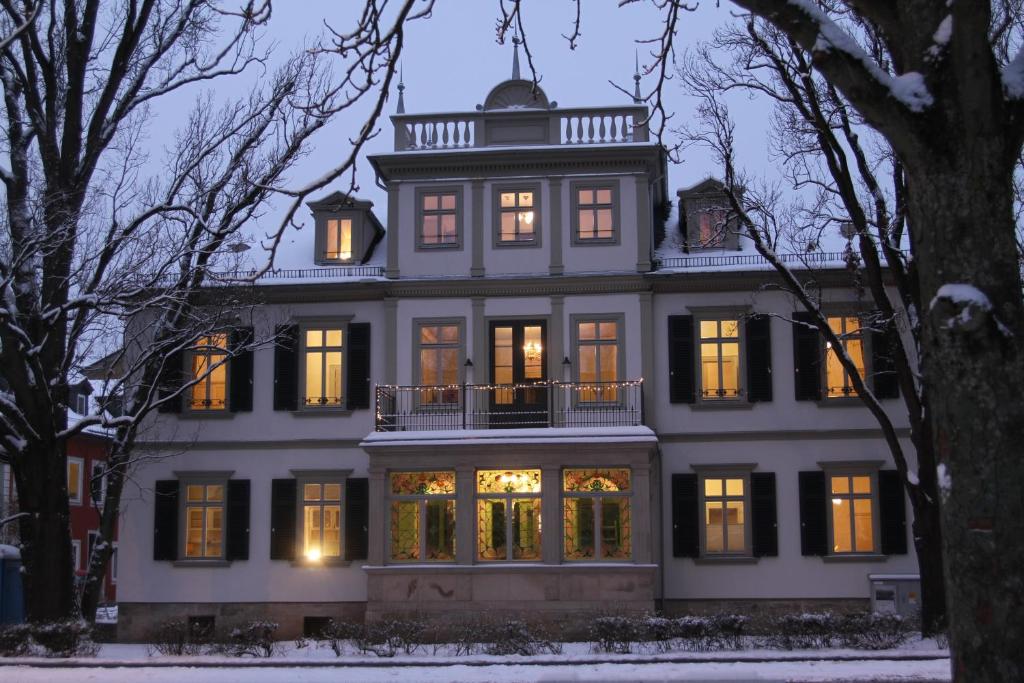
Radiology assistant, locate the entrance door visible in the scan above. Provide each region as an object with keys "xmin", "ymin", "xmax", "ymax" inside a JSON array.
[{"xmin": 489, "ymin": 320, "xmax": 548, "ymax": 427}]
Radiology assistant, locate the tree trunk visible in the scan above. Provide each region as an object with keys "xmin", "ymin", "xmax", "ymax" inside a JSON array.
[
  {"xmin": 79, "ymin": 449, "xmax": 126, "ymax": 623},
  {"xmin": 912, "ymin": 497, "xmax": 947, "ymax": 635},
  {"xmin": 908, "ymin": 148, "xmax": 1024, "ymax": 680},
  {"xmin": 14, "ymin": 443, "xmax": 76, "ymax": 622}
]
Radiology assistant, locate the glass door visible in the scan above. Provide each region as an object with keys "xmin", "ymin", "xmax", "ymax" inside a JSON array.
[{"xmin": 489, "ymin": 320, "xmax": 548, "ymax": 427}]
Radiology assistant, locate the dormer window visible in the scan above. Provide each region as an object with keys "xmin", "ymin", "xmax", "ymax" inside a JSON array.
[
  {"xmin": 325, "ymin": 218, "xmax": 353, "ymax": 261},
  {"xmin": 698, "ymin": 209, "xmax": 728, "ymax": 248}
]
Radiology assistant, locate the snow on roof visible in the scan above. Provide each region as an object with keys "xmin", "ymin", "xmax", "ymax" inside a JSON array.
[
  {"xmin": 362, "ymin": 425, "xmax": 657, "ymax": 448},
  {"xmin": 0, "ymin": 544, "xmax": 21, "ymax": 559}
]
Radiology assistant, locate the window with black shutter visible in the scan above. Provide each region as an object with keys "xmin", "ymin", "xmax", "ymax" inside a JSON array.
[
  {"xmin": 157, "ymin": 348, "xmax": 186, "ymax": 413},
  {"xmin": 792, "ymin": 312, "xmax": 822, "ymax": 401},
  {"xmin": 229, "ymin": 328, "xmax": 254, "ymax": 412},
  {"xmin": 153, "ymin": 480, "xmax": 179, "ymax": 561},
  {"xmin": 226, "ymin": 479, "xmax": 250, "ymax": 561},
  {"xmin": 746, "ymin": 314, "xmax": 773, "ymax": 403},
  {"xmin": 878, "ymin": 469, "xmax": 907, "ymax": 555},
  {"xmin": 273, "ymin": 325, "xmax": 299, "ymax": 411},
  {"xmin": 345, "ymin": 478, "xmax": 369, "ymax": 561},
  {"xmin": 671, "ymin": 473, "xmax": 699, "ymax": 557},
  {"xmin": 270, "ymin": 478, "xmax": 297, "ymax": 560},
  {"xmin": 798, "ymin": 471, "xmax": 828, "ymax": 556},
  {"xmin": 751, "ymin": 472, "xmax": 778, "ymax": 557},
  {"xmin": 346, "ymin": 323, "xmax": 371, "ymax": 410},
  {"xmin": 871, "ymin": 324, "xmax": 901, "ymax": 399},
  {"xmin": 668, "ymin": 316, "xmax": 695, "ymax": 404}
]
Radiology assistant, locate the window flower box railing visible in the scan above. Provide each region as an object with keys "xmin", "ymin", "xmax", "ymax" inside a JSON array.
[{"xmin": 375, "ymin": 380, "xmax": 644, "ymax": 432}]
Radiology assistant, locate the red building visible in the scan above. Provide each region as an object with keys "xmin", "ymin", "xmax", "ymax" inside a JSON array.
[{"xmin": 66, "ymin": 425, "xmax": 118, "ymax": 603}]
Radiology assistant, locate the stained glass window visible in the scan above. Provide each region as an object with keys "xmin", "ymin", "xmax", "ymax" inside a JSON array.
[
  {"xmin": 476, "ymin": 469, "xmax": 541, "ymax": 561},
  {"xmin": 563, "ymin": 468, "xmax": 631, "ymax": 561},
  {"xmin": 389, "ymin": 471, "xmax": 455, "ymax": 562}
]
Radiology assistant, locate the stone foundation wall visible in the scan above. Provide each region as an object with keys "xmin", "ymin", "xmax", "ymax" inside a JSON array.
[{"xmin": 117, "ymin": 601, "xmax": 366, "ymax": 641}]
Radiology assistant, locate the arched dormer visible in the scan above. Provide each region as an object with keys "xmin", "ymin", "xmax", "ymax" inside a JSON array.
[{"xmin": 482, "ymin": 79, "xmax": 552, "ymax": 111}]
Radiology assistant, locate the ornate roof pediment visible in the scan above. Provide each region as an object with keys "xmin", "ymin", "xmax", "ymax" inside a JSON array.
[{"xmin": 482, "ymin": 79, "xmax": 551, "ymax": 111}]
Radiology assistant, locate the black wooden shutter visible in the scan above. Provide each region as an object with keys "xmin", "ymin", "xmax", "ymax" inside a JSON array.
[
  {"xmin": 878, "ymin": 469, "xmax": 908, "ymax": 555},
  {"xmin": 746, "ymin": 314, "xmax": 773, "ymax": 402},
  {"xmin": 751, "ymin": 472, "xmax": 778, "ymax": 557},
  {"xmin": 229, "ymin": 328, "xmax": 254, "ymax": 412},
  {"xmin": 871, "ymin": 324, "xmax": 900, "ymax": 399},
  {"xmin": 668, "ymin": 315, "xmax": 695, "ymax": 404},
  {"xmin": 157, "ymin": 348, "xmax": 186, "ymax": 413},
  {"xmin": 344, "ymin": 478, "xmax": 369, "ymax": 561},
  {"xmin": 270, "ymin": 478, "xmax": 297, "ymax": 560},
  {"xmin": 226, "ymin": 479, "xmax": 251, "ymax": 561},
  {"xmin": 792, "ymin": 312, "xmax": 822, "ymax": 401},
  {"xmin": 273, "ymin": 325, "xmax": 299, "ymax": 411},
  {"xmin": 671, "ymin": 473, "xmax": 700, "ymax": 557},
  {"xmin": 798, "ymin": 471, "xmax": 828, "ymax": 556},
  {"xmin": 153, "ymin": 480, "xmax": 179, "ymax": 561},
  {"xmin": 346, "ymin": 323, "xmax": 371, "ymax": 410}
]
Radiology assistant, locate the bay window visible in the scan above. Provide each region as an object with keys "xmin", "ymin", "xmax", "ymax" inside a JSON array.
[
  {"xmin": 389, "ymin": 471, "xmax": 456, "ymax": 562},
  {"xmin": 563, "ymin": 468, "xmax": 631, "ymax": 560},
  {"xmin": 476, "ymin": 469, "xmax": 542, "ymax": 561}
]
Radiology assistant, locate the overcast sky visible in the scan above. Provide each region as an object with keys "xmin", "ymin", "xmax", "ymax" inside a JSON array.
[{"xmin": 217, "ymin": 1, "xmax": 776, "ymax": 268}]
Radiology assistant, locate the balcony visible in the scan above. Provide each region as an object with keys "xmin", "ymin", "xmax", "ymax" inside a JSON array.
[{"xmin": 374, "ymin": 380, "xmax": 644, "ymax": 432}]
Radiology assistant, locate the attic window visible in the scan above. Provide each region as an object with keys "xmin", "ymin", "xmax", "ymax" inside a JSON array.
[
  {"xmin": 698, "ymin": 209, "xmax": 728, "ymax": 247},
  {"xmin": 325, "ymin": 219, "xmax": 353, "ymax": 261}
]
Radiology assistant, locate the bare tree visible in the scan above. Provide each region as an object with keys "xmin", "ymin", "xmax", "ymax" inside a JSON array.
[{"xmin": 0, "ymin": 0, "xmax": 428, "ymax": 622}]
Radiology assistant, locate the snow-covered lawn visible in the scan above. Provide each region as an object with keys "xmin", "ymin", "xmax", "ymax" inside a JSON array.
[{"xmin": 0, "ymin": 639, "xmax": 952, "ymax": 681}]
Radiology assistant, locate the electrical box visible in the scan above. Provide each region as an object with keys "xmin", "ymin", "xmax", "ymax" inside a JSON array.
[{"xmin": 868, "ymin": 573, "xmax": 920, "ymax": 618}]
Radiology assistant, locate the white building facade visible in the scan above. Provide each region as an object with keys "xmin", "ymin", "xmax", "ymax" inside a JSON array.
[{"xmin": 116, "ymin": 71, "xmax": 918, "ymax": 640}]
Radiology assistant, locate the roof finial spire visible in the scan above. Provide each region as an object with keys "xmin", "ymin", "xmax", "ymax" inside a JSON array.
[
  {"xmin": 511, "ymin": 31, "xmax": 521, "ymax": 80},
  {"xmin": 396, "ymin": 62, "xmax": 406, "ymax": 114},
  {"xmin": 632, "ymin": 49, "xmax": 642, "ymax": 104}
]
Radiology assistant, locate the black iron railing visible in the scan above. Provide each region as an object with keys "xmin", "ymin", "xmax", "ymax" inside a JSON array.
[{"xmin": 375, "ymin": 380, "xmax": 644, "ymax": 432}]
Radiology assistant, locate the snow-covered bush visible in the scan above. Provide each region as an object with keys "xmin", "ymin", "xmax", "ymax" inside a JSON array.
[
  {"xmin": 483, "ymin": 619, "xmax": 562, "ymax": 656},
  {"xmin": 148, "ymin": 619, "xmax": 204, "ymax": 656},
  {"xmin": 29, "ymin": 620, "xmax": 98, "ymax": 657},
  {"xmin": 351, "ymin": 619, "xmax": 426, "ymax": 657},
  {"xmin": 0, "ymin": 624, "xmax": 32, "ymax": 657},
  {"xmin": 589, "ymin": 615, "xmax": 640, "ymax": 654},
  {"xmin": 708, "ymin": 614, "xmax": 748, "ymax": 650},
  {"xmin": 314, "ymin": 619, "xmax": 361, "ymax": 657},
  {"xmin": 214, "ymin": 621, "xmax": 279, "ymax": 657},
  {"xmin": 763, "ymin": 612, "xmax": 842, "ymax": 650},
  {"xmin": 839, "ymin": 613, "xmax": 907, "ymax": 650}
]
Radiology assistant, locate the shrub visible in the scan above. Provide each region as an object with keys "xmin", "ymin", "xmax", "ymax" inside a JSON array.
[
  {"xmin": 148, "ymin": 619, "xmax": 205, "ymax": 656},
  {"xmin": 589, "ymin": 615, "xmax": 640, "ymax": 654},
  {"xmin": 483, "ymin": 619, "xmax": 561, "ymax": 656},
  {"xmin": 215, "ymin": 621, "xmax": 279, "ymax": 658},
  {"xmin": 351, "ymin": 619, "xmax": 426, "ymax": 657},
  {"xmin": 763, "ymin": 612, "xmax": 842, "ymax": 650},
  {"xmin": 29, "ymin": 620, "xmax": 99, "ymax": 658},
  {"xmin": 315, "ymin": 619, "xmax": 362, "ymax": 657},
  {"xmin": 0, "ymin": 624, "xmax": 32, "ymax": 657},
  {"xmin": 708, "ymin": 614, "xmax": 748, "ymax": 650},
  {"xmin": 637, "ymin": 616, "xmax": 675, "ymax": 652},
  {"xmin": 840, "ymin": 613, "xmax": 907, "ymax": 650}
]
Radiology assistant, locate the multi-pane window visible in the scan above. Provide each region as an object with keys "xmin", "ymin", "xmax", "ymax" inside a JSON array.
[
  {"xmin": 389, "ymin": 471, "xmax": 455, "ymax": 562},
  {"xmin": 189, "ymin": 334, "xmax": 228, "ymax": 410},
  {"xmin": 302, "ymin": 482, "xmax": 342, "ymax": 561},
  {"xmin": 577, "ymin": 320, "xmax": 619, "ymax": 402},
  {"xmin": 576, "ymin": 187, "xmax": 615, "ymax": 241},
  {"xmin": 498, "ymin": 190, "xmax": 536, "ymax": 243},
  {"xmin": 476, "ymin": 470, "xmax": 542, "ymax": 561},
  {"xmin": 698, "ymin": 209, "xmax": 727, "ymax": 247},
  {"xmin": 563, "ymin": 468, "xmax": 632, "ymax": 560},
  {"xmin": 825, "ymin": 316, "xmax": 865, "ymax": 398},
  {"xmin": 67, "ymin": 457, "xmax": 83, "ymax": 505},
  {"xmin": 699, "ymin": 320, "xmax": 740, "ymax": 400},
  {"xmin": 418, "ymin": 323, "xmax": 461, "ymax": 405},
  {"xmin": 419, "ymin": 192, "xmax": 458, "ymax": 247},
  {"xmin": 304, "ymin": 328, "xmax": 344, "ymax": 407},
  {"xmin": 830, "ymin": 474, "xmax": 875, "ymax": 554},
  {"xmin": 703, "ymin": 477, "xmax": 746, "ymax": 554},
  {"xmin": 90, "ymin": 461, "xmax": 107, "ymax": 509},
  {"xmin": 75, "ymin": 393, "xmax": 89, "ymax": 414},
  {"xmin": 184, "ymin": 483, "xmax": 224, "ymax": 559},
  {"xmin": 325, "ymin": 218, "xmax": 353, "ymax": 261}
]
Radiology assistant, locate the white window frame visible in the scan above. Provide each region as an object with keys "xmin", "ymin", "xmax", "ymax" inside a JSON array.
[
  {"xmin": 71, "ymin": 539, "xmax": 81, "ymax": 572},
  {"xmin": 67, "ymin": 456, "xmax": 84, "ymax": 506},
  {"xmin": 299, "ymin": 323, "xmax": 349, "ymax": 409},
  {"xmin": 90, "ymin": 460, "xmax": 107, "ymax": 508},
  {"xmin": 75, "ymin": 393, "xmax": 89, "ymax": 415},
  {"xmin": 110, "ymin": 542, "xmax": 118, "ymax": 584}
]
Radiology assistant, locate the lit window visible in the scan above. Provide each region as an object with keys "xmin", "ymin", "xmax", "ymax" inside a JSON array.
[
  {"xmin": 419, "ymin": 192, "xmax": 459, "ymax": 247},
  {"xmin": 577, "ymin": 320, "xmax": 619, "ymax": 402},
  {"xmin": 189, "ymin": 334, "xmax": 228, "ymax": 410},
  {"xmin": 67, "ymin": 457, "xmax": 83, "ymax": 505},
  {"xmin": 830, "ymin": 474, "xmax": 875, "ymax": 553},
  {"xmin": 476, "ymin": 470, "xmax": 542, "ymax": 561},
  {"xmin": 304, "ymin": 328, "xmax": 344, "ymax": 407},
  {"xmin": 418, "ymin": 323, "xmax": 461, "ymax": 405},
  {"xmin": 703, "ymin": 477, "xmax": 746, "ymax": 554},
  {"xmin": 184, "ymin": 483, "xmax": 224, "ymax": 559},
  {"xmin": 325, "ymin": 218, "xmax": 353, "ymax": 261},
  {"xmin": 576, "ymin": 187, "xmax": 615, "ymax": 241},
  {"xmin": 389, "ymin": 471, "xmax": 456, "ymax": 562},
  {"xmin": 826, "ymin": 316, "xmax": 865, "ymax": 398},
  {"xmin": 699, "ymin": 320, "xmax": 740, "ymax": 399},
  {"xmin": 698, "ymin": 209, "xmax": 727, "ymax": 247},
  {"xmin": 498, "ymin": 190, "xmax": 536, "ymax": 243},
  {"xmin": 302, "ymin": 482, "xmax": 342, "ymax": 561},
  {"xmin": 563, "ymin": 468, "xmax": 632, "ymax": 560}
]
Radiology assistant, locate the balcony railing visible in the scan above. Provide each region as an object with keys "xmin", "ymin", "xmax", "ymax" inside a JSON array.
[{"xmin": 375, "ymin": 380, "xmax": 644, "ymax": 432}]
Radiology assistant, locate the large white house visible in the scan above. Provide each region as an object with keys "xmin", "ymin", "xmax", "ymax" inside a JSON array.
[{"xmin": 116, "ymin": 60, "xmax": 919, "ymax": 640}]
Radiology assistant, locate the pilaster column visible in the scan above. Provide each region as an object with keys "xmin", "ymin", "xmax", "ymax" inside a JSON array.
[
  {"xmin": 386, "ymin": 184, "xmax": 400, "ymax": 278},
  {"xmin": 384, "ymin": 298, "xmax": 398, "ymax": 384},
  {"xmin": 635, "ymin": 176, "xmax": 652, "ymax": 272},
  {"xmin": 455, "ymin": 464, "xmax": 475, "ymax": 565},
  {"xmin": 471, "ymin": 180, "xmax": 485, "ymax": 277},
  {"xmin": 541, "ymin": 465, "xmax": 562, "ymax": 564},
  {"xmin": 631, "ymin": 460, "xmax": 653, "ymax": 564},
  {"xmin": 639, "ymin": 290, "xmax": 653, "ymax": 421},
  {"xmin": 472, "ymin": 297, "xmax": 486, "ymax": 380},
  {"xmin": 549, "ymin": 177, "xmax": 564, "ymax": 275},
  {"xmin": 548, "ymin": 295, "xmax": 565, "ymax": 384},
  {"xmin": 368, "ymin": 465, "xmax": 387, "ymax": 566}
]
